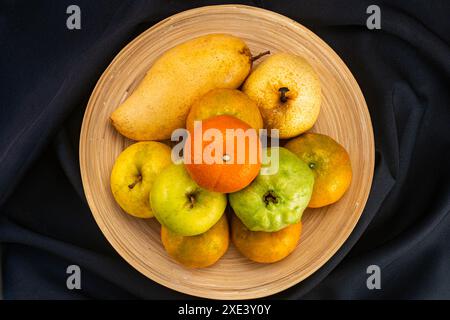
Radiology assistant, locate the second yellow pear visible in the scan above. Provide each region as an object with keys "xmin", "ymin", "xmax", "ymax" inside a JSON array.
[{"xmin": 243, "ymin": 53, "xmax": 321, "ymax": 139}]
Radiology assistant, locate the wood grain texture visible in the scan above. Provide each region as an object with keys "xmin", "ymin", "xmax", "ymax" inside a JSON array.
[{"xmin": 79, "ymin": 5, "xmax": 374, "ymax": 299}]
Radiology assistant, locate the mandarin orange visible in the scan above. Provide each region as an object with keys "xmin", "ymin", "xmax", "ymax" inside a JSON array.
[
  {"xmin": 161, "ymin": 214, "xmax": 229, "ymax": 268},
  {"xmin": 285, "ymin": 133, "xmax": 352, "ymax": 208},
  {"xmin": 184, "ymin": 115, "xmax": 261, "ymax": 193},
  {"xmin": 231, "ymin": 214, "xmax": 302, "ymax": 263}
]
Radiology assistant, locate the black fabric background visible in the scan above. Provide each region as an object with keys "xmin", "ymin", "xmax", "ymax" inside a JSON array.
[{"xmin": 1, "ymin": 0, "xmax": 449, "ymax": 299}]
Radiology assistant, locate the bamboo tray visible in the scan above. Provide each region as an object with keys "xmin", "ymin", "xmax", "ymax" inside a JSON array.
[{"xmin": 80, "ymin": 5, "xmax": 374, "ymax": 299}]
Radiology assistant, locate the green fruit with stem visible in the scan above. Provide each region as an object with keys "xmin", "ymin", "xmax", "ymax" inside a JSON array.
[{"xmin": 150, "ymin": 163, "xmax": 227, "ymax": 236}]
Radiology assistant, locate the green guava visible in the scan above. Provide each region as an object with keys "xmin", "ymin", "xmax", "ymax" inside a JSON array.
[{"xmin": 229, "ymin": 147, "xmax": 314, "ymax": 232}]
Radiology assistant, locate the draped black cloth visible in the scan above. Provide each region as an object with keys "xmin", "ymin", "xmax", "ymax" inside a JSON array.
[{"xmin": 1, "ymin": 0, "xmax": 449, "ymax": 299}]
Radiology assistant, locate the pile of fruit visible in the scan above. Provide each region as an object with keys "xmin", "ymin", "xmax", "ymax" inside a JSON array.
[{"xmin": 109, "ymin": 34, "xmax": 352, "ymax": 268}]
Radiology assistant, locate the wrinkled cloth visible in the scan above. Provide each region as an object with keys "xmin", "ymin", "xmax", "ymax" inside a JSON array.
[{"xmin": 1, "ymin": 0, "xmax": 449, "ymax": 299}]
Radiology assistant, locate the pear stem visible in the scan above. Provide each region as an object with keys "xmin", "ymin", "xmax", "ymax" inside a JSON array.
[
  {"xmin": 128, "ymin": 175, "xmax": 142, "ymax": 189},
  {"xmin": 279, "ymin": 87, "xmax": 290, "ymax": 103},
  {"xmin": 251, "ymin": 50, "xmax": 270, "ymax": 62}
]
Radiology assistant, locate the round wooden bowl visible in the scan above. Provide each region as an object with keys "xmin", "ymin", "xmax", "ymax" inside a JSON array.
[{"xmin": 80, "ymin": 5, "xmax": 374, "ymax": 299}]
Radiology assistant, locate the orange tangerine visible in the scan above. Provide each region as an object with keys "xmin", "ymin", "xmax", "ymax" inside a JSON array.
[
  {"xmin": 285, "ymin": 133, "xmax": 352, "ymax": 208},
  {"xmin": 231, "ymin": 214, "xmax": 302, "ymax": 263},
  {"xmin": 161, "ymin": 214, "xmax": 229, "ymax": 268},
  {"xmin": 184, "ymin": 115, "xmax": 261, "ymax": 193}
]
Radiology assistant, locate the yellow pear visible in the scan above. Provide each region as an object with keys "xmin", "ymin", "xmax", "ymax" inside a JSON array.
[
  {"xmin": 110, "ymin": 141, "xmax": 172, "ymax": 218},
  {"xmin": 111, "ymin": 34, "xmax": 254, "ymax": 141},
  {"xmin": 242, "ymin": 53, "xmax": 321, "ymax": 139},
  {"xmin": 186, "ymin": 88, "xmax": 263, "ymax": 132}
]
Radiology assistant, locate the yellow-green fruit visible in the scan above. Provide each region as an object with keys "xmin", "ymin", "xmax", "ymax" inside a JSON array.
[
  {"xmin": 242, "ymin": 53, "xmax": 321, "ymax": 139},
  {"xmin": 110, "ymin": 141, "xmax": 172, "ymax": 218},
  {"xmin": 110, "ymin": 34, "xmax": 253, "ymax": 141},
  {"xmin": 161, "ymin": 214, "xmax": 229, "ymax": 268},
  {"xmin": 186, "ymin": 88, "xmax": 263, "ymax": 132}
]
